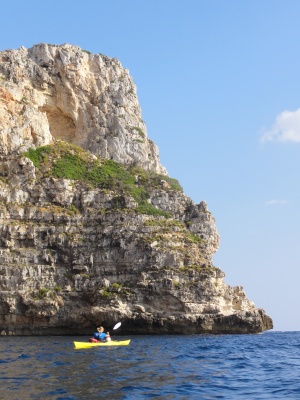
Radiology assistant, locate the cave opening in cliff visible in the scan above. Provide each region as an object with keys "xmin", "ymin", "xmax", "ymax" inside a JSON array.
[{"xmin": 39, "ymin": 106, "xmax": 76, "ymax": 142}]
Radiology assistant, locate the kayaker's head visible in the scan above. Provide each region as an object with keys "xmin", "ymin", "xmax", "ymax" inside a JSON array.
[{"xmin": 97, "ymin": 326, "xmax": 104, "ymax": 332}]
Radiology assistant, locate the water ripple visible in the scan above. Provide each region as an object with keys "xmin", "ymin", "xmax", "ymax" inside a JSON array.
[{"xmin": 0, "ymin": 332, "xmax": 300, "ymax": 399}]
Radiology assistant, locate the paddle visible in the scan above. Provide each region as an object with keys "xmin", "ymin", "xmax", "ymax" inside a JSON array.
[
  {"xmin": 106, "ymin": 322, "xmax": 121, "ymax": 342},
  {"xmin": 113, "ymin": 322, "xmax": 121, "ymax": 330}
]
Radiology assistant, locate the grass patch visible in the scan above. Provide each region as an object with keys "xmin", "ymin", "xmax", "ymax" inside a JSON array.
[
  {"xmin": 179, "ymin": 264, "xmax": 217, "ymax": 274},
  {"xmin": 52, "ymin": 153, "xmax": 88, "ymax": 180},
  {"xmin": 173, "ymin": 280, "xmax": 181, "ymax": 289},
  {"xmin": 132, "ymin": 126, "xmax": 145, "ymax": 138},
  {"xmin": 111, "ymin": 283, "xmax": 123, "ymax": 290},
  {"xmin": 23, "ymin": 146, "xmax": 51, "ymax": 167},
  {"xmin": 101, "ymin": 283, "xmax": 131, "ymax": 298},
  {"xmin": 137, "ymin": 202, "xmax": 171, "ymax": 218},
  {"xmin": 187, "ymin": 233, "xmax": 202, "ymax": 244},
  {"xmin": 31, "ymin": 287, "xmax": 49, "ymax": 300},
  {"xmin": 100, "ymin": 288, "xmax": 115, "ymax": 299},
  {"xmin": 23, "ymin": 142, "xmax": 182, "ymax": 218}
]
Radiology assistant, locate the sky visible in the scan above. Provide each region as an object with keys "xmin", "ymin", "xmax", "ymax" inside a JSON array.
[{"xmin": 1, "ymin": 0, "xmax": 300, "ymax": 331}]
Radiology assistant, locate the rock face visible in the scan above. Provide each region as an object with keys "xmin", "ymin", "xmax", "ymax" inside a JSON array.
[
  {"xmin": 0, "ymin": 44, "xmax": 273, "ymax": 335},
  {"xmin": 0, "ymin": 43, "xmax": 166, "ymax": 174}
]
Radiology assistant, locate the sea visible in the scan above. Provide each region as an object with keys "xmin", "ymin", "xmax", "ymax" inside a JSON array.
[{"xmin": 0, "ymin": 331, "xmax": 299, "ymax": 399}]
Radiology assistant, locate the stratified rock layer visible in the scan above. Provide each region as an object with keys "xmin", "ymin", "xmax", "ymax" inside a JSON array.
[{"xmin": 0, "ymin": 44, "xmax": 272, "ymax": 335}]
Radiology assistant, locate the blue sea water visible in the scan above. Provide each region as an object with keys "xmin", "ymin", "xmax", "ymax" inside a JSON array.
[{"xmin": 0, "ymin": 331, "xmax": 299, "ymax": 399}]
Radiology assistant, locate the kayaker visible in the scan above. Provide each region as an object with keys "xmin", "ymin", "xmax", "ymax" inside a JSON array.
[{"xmin": 93, "ymin": 326, "xmax": 109, "ymax": 341}]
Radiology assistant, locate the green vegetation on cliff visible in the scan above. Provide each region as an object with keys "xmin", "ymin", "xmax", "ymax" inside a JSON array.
[{"xmin": 24, "ymin": 141, "xmax": 182, "ymax": 218}]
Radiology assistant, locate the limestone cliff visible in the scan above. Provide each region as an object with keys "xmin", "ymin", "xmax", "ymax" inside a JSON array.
[
  {"xmin": 0, "ymin": 44, "xmax": 272, "ymax": 335},
  {"xmin": 0, "ymin": 43, "xmax": 166, "ymax": 174}
]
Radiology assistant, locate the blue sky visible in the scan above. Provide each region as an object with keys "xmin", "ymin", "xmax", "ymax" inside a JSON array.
[{"xmin": 1, "ymin": 0, "xmax": 300, "ymax": 331}]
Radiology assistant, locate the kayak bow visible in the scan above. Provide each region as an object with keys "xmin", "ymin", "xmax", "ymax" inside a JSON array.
[{"xmin": 74, "ymin": 340, "xmax": 130, "ymax": 349}]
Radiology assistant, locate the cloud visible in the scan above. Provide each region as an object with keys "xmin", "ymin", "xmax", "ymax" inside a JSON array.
[
  {"xmin": 265, "ymin": 199, "xmax": 288, "ymax": 205},
  {"xmin": 260, "ymin": 108, "xmax": 300, "ymax": 143}
]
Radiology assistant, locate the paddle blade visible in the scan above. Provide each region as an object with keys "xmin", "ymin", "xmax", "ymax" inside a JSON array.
[{"xmin": 113, "ymin": 322, "xmax": 121, "ymax": 330}]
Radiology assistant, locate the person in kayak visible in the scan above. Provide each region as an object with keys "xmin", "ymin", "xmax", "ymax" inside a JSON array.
[{"xmin": 93, "ymin": 326, "xmax": 109, "ymax": 341}]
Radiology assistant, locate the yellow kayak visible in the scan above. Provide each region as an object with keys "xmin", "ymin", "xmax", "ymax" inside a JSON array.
[{"xmin": 74, "ymin": 340, "xmax": 131, "ymax": 349}]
